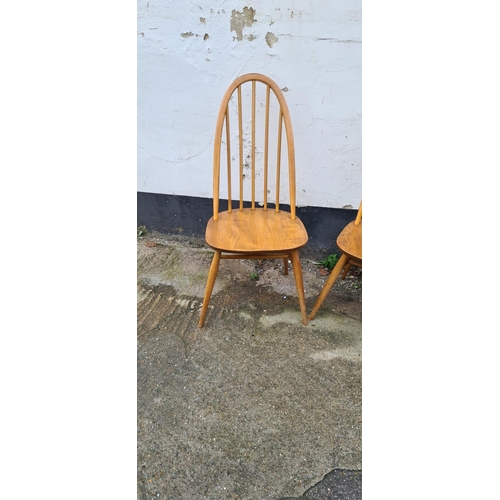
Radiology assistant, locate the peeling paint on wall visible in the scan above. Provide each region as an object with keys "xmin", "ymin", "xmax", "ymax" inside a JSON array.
[
  {"xmin": 180, "ymin": 31, "xmax": 209, "ymax": 40},
  {"xmin": 138, "ymin": 0, "xmax": 362, "ymax": 209},
  {"xmin": 265, "ymin": 32, "xmax": 278, "ymax": 48},
  {"xmin": 230, "ymin": 7, "xmax": 256, "ymax": 41}
]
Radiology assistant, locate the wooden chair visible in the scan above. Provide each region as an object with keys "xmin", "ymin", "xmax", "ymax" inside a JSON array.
[
  {"xmin": 308, "ymin": 201, "xmax": 362, "ymax": 320},
  {"xmin": 198, "ymin": 73, "xmax": 309, "ymax": 327}
]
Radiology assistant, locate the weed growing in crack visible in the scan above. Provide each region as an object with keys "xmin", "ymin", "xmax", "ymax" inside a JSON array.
[{"xmin": 318, "ymin": 253, "xmax": 339, "ymax": 272}]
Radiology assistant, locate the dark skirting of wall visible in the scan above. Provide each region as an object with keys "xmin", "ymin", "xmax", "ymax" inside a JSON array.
[{"xmin": 137, "ymin": 191, "xmax": 358, "ymax": 259}]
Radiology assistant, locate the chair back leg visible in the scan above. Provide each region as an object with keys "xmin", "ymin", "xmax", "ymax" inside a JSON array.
[
  {"xmin": 341, "ymin": 262, "xmax": 352, "ymax": 280},
  {"xmin": 283, "ymin": 257, "xmax": 289, "ymax": 275}
]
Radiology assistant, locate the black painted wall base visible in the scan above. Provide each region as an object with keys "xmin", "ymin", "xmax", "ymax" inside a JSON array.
[{"xmin": 137, "ymin": 191, "xmax": 357, "ymax": 259}]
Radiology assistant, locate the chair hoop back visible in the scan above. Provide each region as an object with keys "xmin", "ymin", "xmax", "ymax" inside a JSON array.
[
  {"xmin": 212, "ymin": 73, "xmax": 297, "ymax": 221},
  {"xmin": 354, "ymin": 200, "xmax": 362, "ymax": 225}
]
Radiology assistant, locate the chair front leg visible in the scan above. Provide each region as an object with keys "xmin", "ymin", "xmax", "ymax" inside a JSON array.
[
  {"xmin": 198, "ymin": 250, "xmax": 221, "ymax": 328},
  {"xmin": 289, "ymin": 249, "xmax": 308, "ymax": 325},
  {"xmin": 308, "ymin": 253, "xmax": 349, "ymax": 320}
]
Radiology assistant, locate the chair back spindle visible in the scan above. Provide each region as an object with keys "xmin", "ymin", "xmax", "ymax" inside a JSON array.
[
  {"xmin": 263, "ymin": 85, "xmax": 270, "ymax": 211},
  {"xmin": 237, "ymin": 85, "xmax": 244, "ymax": 212},
  {"xmin": 251, "ymin": 80, "xmax": 256, "ymax": 211},
  {"xmin": 225, "ymin": 108, "xmax": 232, "ymax": 212}
]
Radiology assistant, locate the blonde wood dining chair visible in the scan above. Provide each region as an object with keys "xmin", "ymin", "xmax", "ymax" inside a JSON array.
[
  {"xmin": 198, "ymin": 73, "xmax": 309, "ymax": 327},
  {"xmin": 308, "ymin": 201, "xmax": 362, "ymax": 320}
]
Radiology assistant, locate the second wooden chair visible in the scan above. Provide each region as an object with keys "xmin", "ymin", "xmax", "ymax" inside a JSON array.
[{"xmin": 308, "ymin": 201, "xmax": 362, "ymax": 320}]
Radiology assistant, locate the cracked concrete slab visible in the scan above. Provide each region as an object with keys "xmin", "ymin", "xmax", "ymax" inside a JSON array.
[{"xmin": 138, "ymin": 232, "xmax": 362, "ymax": 499}]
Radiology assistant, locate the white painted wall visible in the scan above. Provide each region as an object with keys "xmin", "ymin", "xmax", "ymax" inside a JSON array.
[{"xmin": 138, "ymin": 0, "xmax": 361, "ymax": 209}]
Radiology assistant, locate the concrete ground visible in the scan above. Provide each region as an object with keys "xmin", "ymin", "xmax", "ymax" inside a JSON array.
[{"xmin": 137, "ymin": 231, "xmax": 362, "ymax": 500}]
